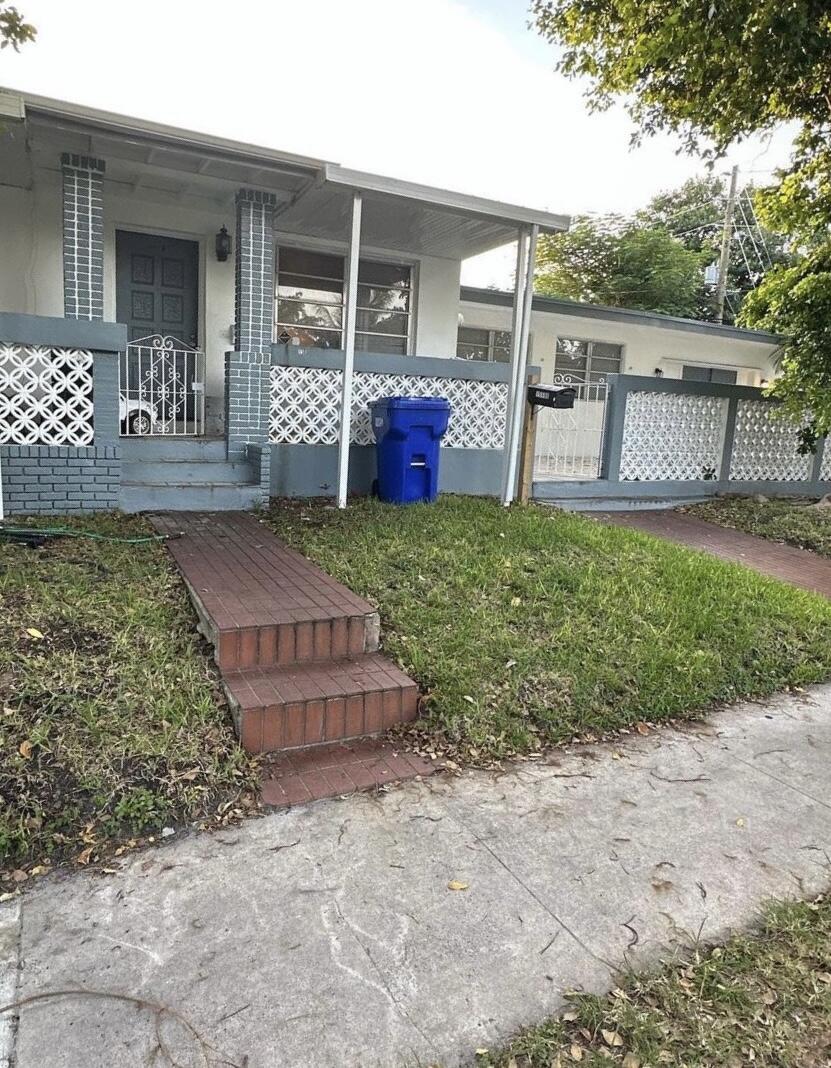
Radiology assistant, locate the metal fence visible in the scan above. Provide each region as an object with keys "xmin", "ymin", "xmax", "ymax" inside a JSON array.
[
  {"xmin": 119, "ymin": 335, "xmax": 206, "ymax": 436},
  {"xmin": 533, "ymin": 376, "xmax": 608, "ymax": 479},
  {"xmin": 0, "ymin": 342, "xmax": 94, "ymax": 445}
]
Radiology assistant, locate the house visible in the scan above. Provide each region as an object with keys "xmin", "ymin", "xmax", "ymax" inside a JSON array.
[
  {"xmin": 1, "ymin": 89, "xmax": 826, "ymax": 516},
  {"xmin": 0, "ymin": 88, "xmax": 565, "ymax": 514}
]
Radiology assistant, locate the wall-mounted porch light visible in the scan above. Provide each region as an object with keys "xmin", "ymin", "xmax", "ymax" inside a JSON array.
[{"xmin": 215, "ymin": 225, "xmax": 232, "ymax": 262}]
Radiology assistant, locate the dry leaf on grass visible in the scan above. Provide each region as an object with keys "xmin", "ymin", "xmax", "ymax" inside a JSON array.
[
  {"xmin": 570, "ymin": 1044, "xmax": 583, "ymax": 1062},
  {"xmin": 25, "ymin": 627, "xmax": 44, "ymax": 639},
  {"xmin": 602, "ymin": 1029, "xmax": 624, "ymax": 1047},
  {"xmin": 18, "ymin": 740, "xmax": 33, "ymax": 758}
]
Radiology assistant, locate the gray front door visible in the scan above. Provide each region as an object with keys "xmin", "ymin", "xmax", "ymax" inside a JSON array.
[{"xmin": 116, "ymin": 231, "xmax": 199, "ymax": 346}]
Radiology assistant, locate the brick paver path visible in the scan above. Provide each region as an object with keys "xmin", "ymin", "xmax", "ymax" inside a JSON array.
[
  {"xmin": 150, "ymin": 512, "xmax": 436, "ymax": 804},
  {"xmin": 598, "ymin": 509, "xmax": 831, "ymax": 598}
]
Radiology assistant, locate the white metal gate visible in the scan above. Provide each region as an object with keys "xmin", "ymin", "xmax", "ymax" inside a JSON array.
[
  {"xmin": 119, "ymin": 335, "xmax": 206, "ymax": 436},
  {"xmin": 533, "ymin": 376, "xmax": 608, "ymax": 480}
]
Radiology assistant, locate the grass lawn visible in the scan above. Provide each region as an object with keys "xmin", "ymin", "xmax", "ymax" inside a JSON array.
[
  {"xmin": 0, "ymin": 514, "xmax": 256, "ymax": 877},
  {"xmin": 266, "ymin": 496, "xmax": 831, "ymax": 761},
  {"xmin": 686, "ymin": 497, "xmax": 831, "ymax": 558},
  {"xmin": 478, "ymin": 895, "xmax": 831, "ymax": 1068}
]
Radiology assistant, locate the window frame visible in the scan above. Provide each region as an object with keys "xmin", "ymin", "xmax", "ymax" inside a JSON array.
[
  {"xmin": 274, "ymin": 244, "xmax": 417, "ymax": 356},
  {"xmin": 455, "ymin": 325, "xmax": 515, "ymax": 364},
  {"xmin": 680, "ymin": 363, "xmax": 739, "ymax": 385},
  {"xmin": 553, "ymin": 334, "xmax": 624, "ymax": 393}
]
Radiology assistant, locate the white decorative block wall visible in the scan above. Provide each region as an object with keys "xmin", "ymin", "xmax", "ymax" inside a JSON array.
[
  {"xmin": 820, "ymin": 443, "xmax": 831, "ymax": 482},
  {"xmin": 729, "ymin": 399, "xmax": 811, "ymax": 481},
  {"xmin": 619, "ymin": 390, "xmax": 728, "ymax": 481},
  {"xmin": 0, "ymin": 344, "xmax": 94, "ymax": 445},
  {"xmin": 270, "ymin": 366, "xmax": 507, "ymax": 449}
]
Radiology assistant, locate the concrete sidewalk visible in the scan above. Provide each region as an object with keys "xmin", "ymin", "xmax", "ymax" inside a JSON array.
[{"xmin": 3, "ymin": 685, "xmax": 831, "ymax": 1068}]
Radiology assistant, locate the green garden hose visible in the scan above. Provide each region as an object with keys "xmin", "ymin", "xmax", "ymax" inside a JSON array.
[{"xmin": 0, "ymin": 525, "xmax": 172, "ymax": 545}]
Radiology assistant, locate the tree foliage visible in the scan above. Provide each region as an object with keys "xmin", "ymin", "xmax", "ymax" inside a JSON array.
[
  {"xmin": 532, "ymin": 0, "xmax": 831, "ymax": 431},
  {"xmin": 535, "ymin": 214, "xmax": 708, "ymax": 318},
  {"xmin": 639, "ymin": 177, "xmax": 791, "ymax": 322},
  {"xmin": 0, "ymin": 4, "xmax": 35, "ymax": 50}
]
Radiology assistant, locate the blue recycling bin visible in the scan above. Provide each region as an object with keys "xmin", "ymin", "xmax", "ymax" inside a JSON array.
[{"xmin": 370, "ymin": 396, "xmax": 451, "ymax": 504}]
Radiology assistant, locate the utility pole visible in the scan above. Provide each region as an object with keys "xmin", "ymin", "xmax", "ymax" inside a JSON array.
[{"xmin": 715, "ymin": 164, "xmax": 739, "ymax": 323}]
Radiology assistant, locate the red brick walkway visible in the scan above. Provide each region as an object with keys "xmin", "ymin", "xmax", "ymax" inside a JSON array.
[
  {"xmin": 598, "ymin": 509, "xmax": 831, "ymax": 598},
  {"xmin": 150, "ymin": 511, "xmax": 438, "ymax": 806}
]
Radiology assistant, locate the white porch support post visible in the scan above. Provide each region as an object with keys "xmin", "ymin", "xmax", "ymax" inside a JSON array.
[
  {"xmin": 501, "ymin": 223, "xmax": 538, "ymax": 505},
  {"xmin": 500, "ymin": 227, "xmax": 530, "ymax": 505},
  {"xmin": 336, "ymin": 191, "xmax": 363, "ymax": 508}
]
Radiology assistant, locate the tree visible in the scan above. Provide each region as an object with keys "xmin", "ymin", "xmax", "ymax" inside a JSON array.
[
  {"xmin": 531, "ymin": 0, "xmax": 831, "ymax": 431},
  {"xmin": 0, "ymin": 4, "xmax": 35, "ymax": 50},
  {"xmin": 639, "ymin": 177, "xmax": 791, "ymax": 323},
  {"xmin": 535, "ymin": 214, "xmax": 708, "ymax": 318}
]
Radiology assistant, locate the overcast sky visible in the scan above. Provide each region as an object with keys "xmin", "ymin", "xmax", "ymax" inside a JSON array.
[{"xmin": 2, "ymin": 0, "xmax": 794, "ymax": 285}]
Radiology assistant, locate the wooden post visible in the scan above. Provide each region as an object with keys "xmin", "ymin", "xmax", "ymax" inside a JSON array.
[{"xmin": 518, "ymin": 369, "xmax": 540, "ymax": 504}]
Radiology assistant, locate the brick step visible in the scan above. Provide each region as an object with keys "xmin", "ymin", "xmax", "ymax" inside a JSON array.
[
  {"xmin": 223, "ymin": 654, "xmax": 419, "ymax": 754},
  {"xmin": 193, "ymin": 599, "xmax": 380, "ymax": 672}
]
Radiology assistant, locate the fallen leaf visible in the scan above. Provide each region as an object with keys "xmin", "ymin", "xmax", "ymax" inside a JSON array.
[
  {"xmin": 510, "ymin": 596, "xmax": 521, "ymax": 607},
  {"xmin": 635, "ymin": 722, "xmax": 649, "ymax": 735},
  {"xmin": 447, "ymin": 880, "xmax": 469, "ymax": 891},
  {"xmin": 29, "ymin": 864, "xmax": 49, "ymax": 876},
  {"xmin": 18, "ymin": 740, "xmax": 33, "ymax": 759},
  {"xmin": 570, "ymin": 1045, "xmax": 583, "ymax": 1062},
  {"xmin": 26, "ymin": 627, "xmax": 44, "ymax": 640},
  {"xmin": 623, "ymin": 1055, "xmax": 641, "ymax": 1068},
  {"xmin": 602, "ymin": 1029, "xmax": 624, "ymax": 1047},
  {"xmin": 462, "ymin": 695, "xmax": 475, "ymax": 705},
  {"xmin": 10, "ymin": 869, "xmax": 28, "ymax": 883},
  {"xmin": 817, "ymin": 972, "xmax": 831, "ymax": 984},
  {"xmin": 562, "ymin": 1010, "xmax": 579, "ymax": 1022},
  {"xmin": 75, "ymin": 847, "xmax": 94, "ymax": 866}
]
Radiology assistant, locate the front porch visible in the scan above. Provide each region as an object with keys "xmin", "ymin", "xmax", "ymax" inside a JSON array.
[{"xmin": 1, "ymin": 90, "xmax": 568, "ymax": 515}]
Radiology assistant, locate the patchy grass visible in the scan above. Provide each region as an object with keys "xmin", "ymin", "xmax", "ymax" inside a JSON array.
[
  {"xmin": 478, "ymin": 894, "xmax": 831, "ymax": 1068},
  {"xmin": 686, "ymin": 497, "xmax": 831, "ymax": 558},
  {"xmin": 0, "ymin": 514, "xmax": 257, "ymax": 876},
  {"xmin": 266, "ymin": 496, "xmax": 831, "ymax": 761}
]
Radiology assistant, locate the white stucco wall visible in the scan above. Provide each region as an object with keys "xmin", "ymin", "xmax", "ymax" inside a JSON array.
[
  {"xmin": 0, "ymin": 178, "xmax": 64, "ymax": 318},
  {"xmin": 459, "ymin": 298, "xmax": 781, "ymax": 386}
]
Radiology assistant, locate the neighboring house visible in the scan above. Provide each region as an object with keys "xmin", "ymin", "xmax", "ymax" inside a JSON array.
[
  {"xmin": 458, "ymin": 287, "xmax": 781, "ymax": 388},
  {"xmin": 0, "ymin": 89, "xmax": 826, "ymax": 516}
]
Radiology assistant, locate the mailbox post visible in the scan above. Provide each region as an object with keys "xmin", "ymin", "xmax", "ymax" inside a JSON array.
[{"xmin": 518, "ymin": 383, "xmax": 578, "ymax": 504}]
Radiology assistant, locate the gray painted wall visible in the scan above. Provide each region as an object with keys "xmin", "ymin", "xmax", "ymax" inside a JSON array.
[
  {"xmin": 0, "ymin": 314, "xmax": 125, "ymax": 515},
  {"xmin": 270, "ymin": 443, "xmax": 502, "ymax": 498}
]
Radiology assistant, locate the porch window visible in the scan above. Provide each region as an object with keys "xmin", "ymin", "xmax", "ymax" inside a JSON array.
[
  {"xmin": 554, "ymin": 337, "xmax": 622, "ymax": 393},
  {"xmin": 456, "ymin": 326, "xmax": 512, "ymax": 363},
  {"xmin": 275, "ymin": 247, "xmax": 412, "ymax": 354},
  {"xmin": 682, "ymin": 364, "xmax": 738, "ymax": 385}
]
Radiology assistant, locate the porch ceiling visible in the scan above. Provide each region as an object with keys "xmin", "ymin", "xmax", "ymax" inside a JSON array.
[
  {"xmin": 4, "ymin": 90, "xmax": 570, "ymax": 258},
  {"xmin": 277, "ymin": 165, "xmax": 569, "ymax": 260}
]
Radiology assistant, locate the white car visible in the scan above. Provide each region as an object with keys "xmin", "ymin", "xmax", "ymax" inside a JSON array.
[{"xmin": 119, "ymin": 394, "xmax": 158, "ymax": 435}]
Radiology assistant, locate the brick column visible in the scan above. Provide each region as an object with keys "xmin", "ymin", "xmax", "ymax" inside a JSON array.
[
  {"xmin": 235, "ymin": 189, "xmax": 277, "ymax": 351},
  {"xmin": 61, "ymin": 153, "xmax": 105, "ymax": 320},
  {"xmin": 225, "ymin": 351, "xmax": 271, "ymax": 463},
  {"xmin": 227, "ymin": 189, "xmax": 276, "ymax": 463}
]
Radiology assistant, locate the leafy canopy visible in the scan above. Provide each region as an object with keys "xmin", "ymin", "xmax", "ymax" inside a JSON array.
[
  {"xmin": 0, "ymin": 4, "xmax": 35, "ymax": 50},
  {"xmin": 535, "ymin": 214, "xmax": 708, "ymax": 319},
  {"xmin": 532, "ymin": 0, "xmax": 831, "ymax": 432}
]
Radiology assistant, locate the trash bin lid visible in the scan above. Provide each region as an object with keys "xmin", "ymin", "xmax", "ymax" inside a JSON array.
[{"xmin": 370, "ymin": 395, "xmax": 450, "ymax": 410}]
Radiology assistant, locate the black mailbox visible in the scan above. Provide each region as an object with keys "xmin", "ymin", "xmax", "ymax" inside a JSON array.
[{"xmin": 526, "ymin": 384, "xmax": 577, "ymax": 410}]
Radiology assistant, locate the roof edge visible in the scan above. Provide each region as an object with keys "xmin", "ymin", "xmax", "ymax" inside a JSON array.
[
  {"xmin": 6, "ymin": 87, "xmax": 330, "ymax": 175},
  {"xmin": 460, "ymin": 286, "xmax": 783, "ymax": 345},
  {"xmin": 325, "ymin": 164, "xmax": 570, "ymax": 233}
]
